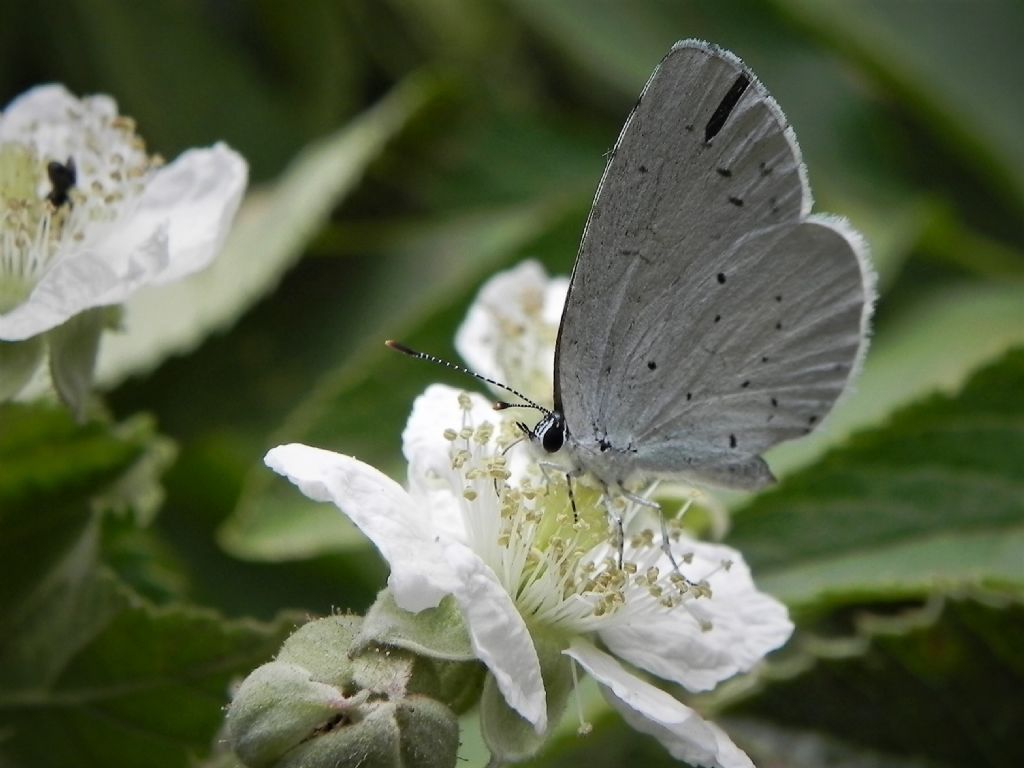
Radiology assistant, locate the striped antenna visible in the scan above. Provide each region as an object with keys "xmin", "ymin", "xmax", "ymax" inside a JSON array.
[{"xmin": 384, "ymin": 340, "xmax": 550, "ymax": 414}]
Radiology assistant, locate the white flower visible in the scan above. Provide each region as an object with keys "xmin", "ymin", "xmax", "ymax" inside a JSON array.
[
  {"xmin": 0, "ymin": 84, "xmax": 246, "ymax": 341},
  {"xmin": 266, "ymin": 385, "xmax": 792, "ymax": 768},
  {"xmin": 454, "ymin": 259, "xmax": 567, "ymax": 408}
]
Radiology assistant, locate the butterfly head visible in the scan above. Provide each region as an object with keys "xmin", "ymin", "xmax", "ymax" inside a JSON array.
[{"xmin": 531, "ymin": 410, "xmax": 566, "ymax": 454}]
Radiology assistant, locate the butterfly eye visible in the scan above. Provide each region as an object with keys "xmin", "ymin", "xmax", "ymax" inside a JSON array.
[{"xmin": 539, "ymin": 414, "xmax": 565, "ymax": 453}]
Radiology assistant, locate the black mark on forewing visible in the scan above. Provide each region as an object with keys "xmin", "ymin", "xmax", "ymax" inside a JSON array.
[{"xmin": 705, "ymin": 74, "xmax": 750, "ymax": 143}]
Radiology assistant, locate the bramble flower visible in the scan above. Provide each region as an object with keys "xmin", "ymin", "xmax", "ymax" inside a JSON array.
[
  {"xmin": 266, "ymin": 384, "xmax": 792, "ymax": 767},
  {"xmin": 454, "ymin": 259, "xmax": 567, "ymax": 408},
  {"xmin": 0, "ymin": 84, "xmax": 246, "ymax": 404}
]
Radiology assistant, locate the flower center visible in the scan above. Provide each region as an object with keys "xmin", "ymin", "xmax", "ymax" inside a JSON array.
[
  {"xmin": 0, "ymin": 144, "xmax": 58, "ymax": 312},
  {"xmin": 0, "ymin": 102, "xmax": 160, "ymax": 316},
  {"xmin": 444, "ymin": 392, "xmax": 721, "ymax": 637}
]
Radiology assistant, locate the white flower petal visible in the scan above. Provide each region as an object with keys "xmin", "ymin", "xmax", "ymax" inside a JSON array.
[
  {"xmin": 402, "ymin": 384, "xmax": 489, "ymax": 485},
  {"xmin": 126, "ymin": 143, "xmax": 247, "ymax": 284},
  {"xmin": 0, "ymin": 85, "xmax": 116, "ymax": 148},
  {"xmin": 608, "ymin": 695, "xmax": 754, "ymax": 768},
  {"xmin": 599, "ymin": 540, "xmax": 793, "ymax": 691},
  {"xmin": 566, "ymin": 639, "xmax": 752, "ymax": 768},
  {"xmin": 0, "ymin": 228, "xmax": 170, "ymax": 340},
  {"xmin": 443, "ymin": 541, "xmax": 547, "ymax": 732},
  {"xmin": 264, "ymin": 443, "xmax": 459, "ymax": 611},
  {"xmin": 453, "ymin": 259, "xmax": 567, "ymax": 406},
  {"xmin": 455, "ymin": 260, "xmax": 548, "ymax": 380},
  {"xmin": 401, "ymin": 383, "xmax": 502, "ymax": 540}
]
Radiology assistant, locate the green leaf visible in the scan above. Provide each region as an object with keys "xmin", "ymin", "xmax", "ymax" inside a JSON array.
[
  {"xmin": 732, "ymin": 597, "xmax": 1024, "ymax": 768},
  {"xmin": 0, "ymin": 403, "xmax": 144, "ymax": 514},
  {"xmin": 768, "ymin": 282, "xmax": 1024, "ymax": 476},
  {"xmin": 0, "ymin": 570, "xmax": 298, "ymax": 768},
  {"xmin": 730, "ymin": 348, "xmax": 1024, "ymax": 609},
  {"xmin": 95, "ymin": 73, "xmax": 439, "ymax": 388},
  {"xmin": 0, "ymin": 404, "xmax": 292, "ymax": 767},
  {"xmin": 771, "ymin": 0, "xmax": 1024, "ymax": 218},
  {"xmin": 48, "ymin": 307, "xmax": 106, "ymax": 421}
]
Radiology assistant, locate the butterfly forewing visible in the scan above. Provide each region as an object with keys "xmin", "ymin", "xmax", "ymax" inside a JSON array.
[{"xmin": 554, "ymin": 40, "xmax": 872, "ymax": 487}]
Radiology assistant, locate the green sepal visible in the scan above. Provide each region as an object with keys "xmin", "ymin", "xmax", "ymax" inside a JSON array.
[
  {"xmin": 0, "ymin": 335, "xmax": 44, "ymax": 401},
  {"xmin": 358, "ymin": 590, "xmax": 476, "ymax": 662},
  {"xmin": 273, "ymin": 696, "xmax": 459, "ymax": 768},
  {"xmin": 225, "ymin": 660, "xmax": 351, "ymax": 768},
  {"xmin": 479, "ymin": 633, "xmax": 573, "ymax": 765},
  {"xmin": 48, "ymin": 307, "xmax": 106, "ymax": 420},
  {"xmin": 277, "ymin": 614, "xmax": 364, "ymax": 688}
]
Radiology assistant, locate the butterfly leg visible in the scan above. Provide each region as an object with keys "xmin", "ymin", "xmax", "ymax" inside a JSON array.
[
  {"xmin": 538, "ymin": 460, "xmax": 579, "ymax": 522},
  {"xmin": 658, "ymin": 513, "xmax": 682, "ymax": 574},
  {"xmin": 604, "ymin": 500, "xmax": 624, "ymax": 570},
  {"xmin": 566, "ymin": 473, "xmax": 578, "ymax": 522}
]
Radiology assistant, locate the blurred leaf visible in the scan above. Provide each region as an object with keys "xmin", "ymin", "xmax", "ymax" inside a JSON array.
[
  {"xmin": 733, "ymin": 597, "xmax": 1024, "ymax": 768},
  {"xmin": 725, "ymin": 717, "xmax": 932, "ymax": 768},
  {"xmin": 54, "ymin": 0, "xmax": 296, "ymax": 171},
  {"xmin": 0, "ymin": 404, "xmax": 297, "ymax": 767},
  {"xmin": 95, "ymin": 73, "xmax": 438, "ymax": 388},
  {"xmin": 768, "ymin": 281, "xmax": 1024, "ymax": 475},
  {"xmin": 772, "ymin": 0, "xmax": 1024, "ymax": 231},
  {"xmin": 0, "ymin": 569, "xmax": 298, "ymax": 768},
  {"xmin": 731, "ymin": 347, "xmax": 1024, "ymax": 610},
  {"xmin": 0, "ymin": 403, "xmax": 143, "ymax": 512},
  {"xmin": 0, "ymin": 408, "xmax": 170, "ymax": 684}
]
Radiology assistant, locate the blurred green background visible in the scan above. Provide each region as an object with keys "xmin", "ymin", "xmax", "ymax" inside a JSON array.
[{"xmin": 2, "ymin": 1, "xmax": 1023, "ymax": 767}]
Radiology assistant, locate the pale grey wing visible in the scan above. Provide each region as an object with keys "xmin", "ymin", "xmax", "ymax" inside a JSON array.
[
  {"xmin": 626, "ymin": 217, "xmax": 872, "ymax": 486},
  {"xmin": 554, "ymin": 40, "xmax": 873, "ymax": 486}
]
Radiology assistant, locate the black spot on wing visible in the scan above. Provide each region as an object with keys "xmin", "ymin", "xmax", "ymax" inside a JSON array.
[
  {"xmin": 716, "ymin": 167, "xmax": 732, "ymax": 178},
  {"xmin": 647, "ymin": 361, "xmax": 657, "ymax": 371},
  {"xmin": 705, "ymin": 73, "xmax": 750, "ymax": 143},
  {"xmin": 729, "ymin": 434, "xmax": 737, "ymax": 449},
  {"xmin": 728, "ymin": 195, "xmax": 744, "ymax": 207},
  {"xmin": 717, "ymin": 273, "xmax": 727, "ymax": 284}
]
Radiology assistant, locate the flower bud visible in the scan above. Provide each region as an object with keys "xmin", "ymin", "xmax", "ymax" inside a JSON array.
[{"xmin": 227, "ymin": 615, "xmax": 460, "ymax": 768}]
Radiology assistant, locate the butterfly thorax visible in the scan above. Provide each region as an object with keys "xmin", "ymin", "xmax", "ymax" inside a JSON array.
[{"xmin": 531, "ymin": 411, "xmax": 649, "ymax": 488}]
